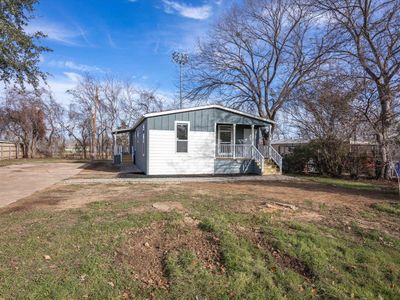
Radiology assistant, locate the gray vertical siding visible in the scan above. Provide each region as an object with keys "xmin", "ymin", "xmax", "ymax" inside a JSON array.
[
  {"xmin": 214, "ymin": 159, "xmax": 259, "ymax": 174},
  {"xmin": 147, "ymin": 108, "xmax": 269, "ymax": 131},
  {"xmin": 128, "ymin": 107, "xmax": 270, "ymax": 175}
]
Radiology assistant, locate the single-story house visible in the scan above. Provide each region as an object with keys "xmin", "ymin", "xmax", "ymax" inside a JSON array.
[
  {"xmin": 112, "ymin": 105, "xmax": 282, "ymax": 176},
  {"xmin": 272, "ymin": 139, "xmax": 380, "ymax": 157}
]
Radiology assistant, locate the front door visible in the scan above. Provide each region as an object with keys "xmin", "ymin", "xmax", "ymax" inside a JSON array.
[
  {"xmin": 218, "ymin": 125, "xmax": 233, "ymax": 155},
  {"xmin": 243, "ymin": 128, "xmax": 252, "ymax": 144}
]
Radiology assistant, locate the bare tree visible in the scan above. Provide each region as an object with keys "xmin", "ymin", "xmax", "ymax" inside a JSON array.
[
  {"xmin": 186, "ymin": 0, "xmax": 329, "ymax": 134},
  {"xmin": 40, "ymin": 91, "xmax": 65, "ymax": 157},
  {"xmin": 61, "ymin": 103, "xmax": 92, "ymax": 159},
  {"xmin": 120, "ymin": 83, "xmax": 164, "ymax": 127},
  {"xmin": 289, "ymin": 75, "xmax": 367, "ymax": 176},
  {"xmin": 0, "ymin": 89, "xmax": 46, "ymax": 158},
  {"xmin": 314, "ymin": 0, "xmax": 400, "ymax": 178},
  {"xmin": 67, "ymin": 74, "xmax": 101, "ymax": 159},
  {"xmin": 292, "ymin": 74, "xmax": 362, "ymax": 140},
  {"xmin": 65, "ymin": 75, "xmax": 99, "ymax": 159}
]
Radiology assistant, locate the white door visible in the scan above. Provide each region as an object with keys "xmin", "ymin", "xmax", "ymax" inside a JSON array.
[
  {"xmin": 218, "ymin": 125, "xmax": 233, "ymax": 155},
  {"xmin": 243, "ymin": 128, "xmax": 252, "ymax": 144}
]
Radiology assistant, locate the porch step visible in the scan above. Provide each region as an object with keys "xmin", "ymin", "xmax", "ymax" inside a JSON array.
[
  {"xmin": 120, "ymin": 154, "xmax": 133, "ymax": 166},
  {"xmin": 263, "ymin": 159, "xmax": 280, "ymax": 176}
]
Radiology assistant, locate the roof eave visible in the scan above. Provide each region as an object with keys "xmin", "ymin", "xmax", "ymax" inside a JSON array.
[{"xmin": 112, "ymin": 104, "xmax": 274, "ymax": 133}]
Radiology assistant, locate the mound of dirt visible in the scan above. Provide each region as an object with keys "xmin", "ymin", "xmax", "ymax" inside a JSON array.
[
  {"xmin": 152, "ymin": 202, "xmax": 185, "ymax": 212},
  {"xmin": 117, "ymin": 220, "xmax": 223, "ymax": 288}
]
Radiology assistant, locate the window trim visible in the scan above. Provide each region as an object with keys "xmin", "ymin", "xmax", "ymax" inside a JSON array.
[{"xmin": 175, "ymin": 121, "xmax": 190, "ymax": 153}]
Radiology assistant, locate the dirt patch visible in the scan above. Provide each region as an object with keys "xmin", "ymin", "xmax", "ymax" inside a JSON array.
[
  {"xmin": 73, "ymin": 161, "xmax": 119, "ymax": 179},
  {"xmin": 232, "ymin": 200, "xmax": 323, "ymax": 223},
  {"xmin": 152, "ymin": 202, "xmax": 185, "ymax": 212},
  {"xmin": 117, "ymin": 221, "xmax": 223, "ymax": 288}
]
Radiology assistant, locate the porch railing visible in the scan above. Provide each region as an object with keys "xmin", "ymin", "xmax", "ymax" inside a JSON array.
[
  {"xmin": 217, "ymin": 144, "xmax": 257, "ymax": 159},
  {"xmin": 216, "ymin": 144, "xmax": 265, "ymax": 174},
  {"xmin": 258, "ymin": 145, "xmax": 283, "ymax": 174},
  {"xmin": 216, "ymin": 144, "xmax": 254, "ymax": 159}
]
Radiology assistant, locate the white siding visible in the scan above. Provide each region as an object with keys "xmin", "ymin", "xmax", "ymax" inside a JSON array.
[{"xmin": 148, "ymin": 129, "xmax": 215, "ymax": 175}]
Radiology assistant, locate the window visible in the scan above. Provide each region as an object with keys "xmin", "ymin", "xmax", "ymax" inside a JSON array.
[
  {"xmin": 218, "ymin": 125, "xmax": 232, "ymax": 144},
  {"xmin": 176, "ymin": 122, "xmax": 189, "ymax": 153}
]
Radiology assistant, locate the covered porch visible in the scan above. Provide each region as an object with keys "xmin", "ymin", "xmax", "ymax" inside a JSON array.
[
  {"xmin": 215, "ymin": 123, "xmax": 264, "ymax": 159},
  {"xmin": 215, "ymin": 123, "xmax": 282, "ymax": 174}
]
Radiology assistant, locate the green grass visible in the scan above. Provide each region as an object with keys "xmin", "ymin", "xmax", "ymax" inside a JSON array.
[
  {"xmin": 371, "ymin": 202, "xmax": 400, "ymax": 216},
  {"xmin": 297, "ymin": 176, "xmax": 398, "ymax": 194},
  {"xmin": 0, "ymin": 184, "xmax": 399, "ymax": 299}
]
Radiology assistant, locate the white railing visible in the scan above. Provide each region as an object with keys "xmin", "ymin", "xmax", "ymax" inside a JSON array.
[
  {"xmin": 251, "ymin": 146, "xmax": 265, "ymax": 174},
  {"xmin": 258, "ymin": 145, "xmax": 283, "ymax": 174},
  {"xmin": 216, "ymin": 144, "xmax": 265, "ymax": 174},
  {"xmin": 217, "ymin": 144, "xmax": 234, "ymax": 158},
  {"xmin": 216, "ymin": 144, "xmax": 253, "ymax": 159}
]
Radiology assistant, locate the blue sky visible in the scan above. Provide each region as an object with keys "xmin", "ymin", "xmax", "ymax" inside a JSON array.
[{"xmin": 30, "ymin": 0, "xmax": 227, "ymax": 104}]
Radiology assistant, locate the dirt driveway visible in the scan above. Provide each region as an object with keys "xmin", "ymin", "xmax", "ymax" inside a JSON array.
[{"xmin": 0, "ymin": 162, "xmax": 85, "ymax": 208}]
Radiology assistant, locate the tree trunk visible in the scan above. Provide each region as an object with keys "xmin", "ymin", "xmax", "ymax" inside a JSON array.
[
  {"xmin": 377, "ymin": 85, "xmax": 393, "ymax": 179},
  {"xmin": 22, "ymin": 142, "xmax": 29, "ymax": 158},
  {"xmin": 377, "ymin": 133, "xmax": 390, "ymax": 179}
]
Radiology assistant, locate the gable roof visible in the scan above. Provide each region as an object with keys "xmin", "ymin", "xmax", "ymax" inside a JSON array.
[{"xmin": 113, "ymin": 104, "xmax": 274, "ymax": 134}]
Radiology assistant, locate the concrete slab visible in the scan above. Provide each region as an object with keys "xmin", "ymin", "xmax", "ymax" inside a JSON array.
[
  {"xmin": 63, "ymin": 174, "xmax": 297, "ymax": 185},
  {"xmin": 0, "ymin": 162, "xmax": 85, "ymax": 208}
]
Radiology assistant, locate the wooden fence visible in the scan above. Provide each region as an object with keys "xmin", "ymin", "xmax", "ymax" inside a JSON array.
[{"xmin": 0, "ymin": 142, "xmax": 23, "ymax": 160}]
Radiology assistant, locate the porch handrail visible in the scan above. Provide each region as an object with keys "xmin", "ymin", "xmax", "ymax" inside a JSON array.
[
  {"xmin": 215, "ymin": 144, "xmax": 265, "ymax": 174},
  {"xmin": 269, "ymin": 145, "xmax": 283, "ymax": 174},
  {"xmin": 251, "ymin": 145, "xmax": 264, "ymax": 174},
  {"xmin": 258, "ymin": 145, "xmax": 283, "ymax": 174}
]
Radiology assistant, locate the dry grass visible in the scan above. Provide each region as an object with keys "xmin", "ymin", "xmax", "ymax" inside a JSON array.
[{"xmin": 0, "ymin": 176, "xmax": 399, "ymax": 299}]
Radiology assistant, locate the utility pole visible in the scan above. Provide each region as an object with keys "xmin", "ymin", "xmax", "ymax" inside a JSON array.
[
  {"xmin": 91, "ymin": 87, "xmax": 98, "ymax": 160},
  {"xmin": 172, "ymin": 51, "xmax": 189, "ymax": 109}
]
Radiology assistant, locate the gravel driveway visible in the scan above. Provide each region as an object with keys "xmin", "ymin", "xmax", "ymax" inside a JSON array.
[{"xmin": 0, "ymin": 162, "xmax": 85, "ymax": 208}]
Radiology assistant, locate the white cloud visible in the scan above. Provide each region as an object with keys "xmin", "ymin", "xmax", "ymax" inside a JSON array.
[
  {"xmin": 63, "ymin": 72, "xmax": 83, "ymax": 83},
  {"xmin": 48, "ymin": 60, "xmax": 104, "ymax": 73},
  {"xmin": 162, "ymin": 0, "xmax": 212, "ymax": 20},
  {"xmin": 26, "ymin": 21, "xmax": 79, "ymax": 45},
  {"xmin": 26, "ymin": 20, "xmax": 93, "ymax": 47}
]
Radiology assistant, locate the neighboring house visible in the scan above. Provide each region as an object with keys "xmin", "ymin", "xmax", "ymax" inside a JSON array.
[
  {"xmin": 272, "ymin": 139, "xmax": 380, "ymax": 157},
  {"xmin": 273, "ymin": 138, "xmax": 400, "ymax": 178},
  {"xmin": 112, "ymin": 105, "xmax": 282, "ymax": 176},
  {"xmin": 272, "ymin": 139, "xmax": 309, "ymax": 156}
]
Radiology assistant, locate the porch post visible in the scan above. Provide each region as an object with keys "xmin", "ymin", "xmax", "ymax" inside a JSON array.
[
  {"xmin": 233, "ymin": 124, "xmax": 236, "ymax": 159},
  {"xmin": 113, "ymin": 134, "xmax": 117, "ymax": 155},
  {"xmin": 251, "ymin": 125, "xmax": 255, "ymax": 146},
  {"xmin": 268, "ymin": 125, "xmax": 272, "ymax": 159}
]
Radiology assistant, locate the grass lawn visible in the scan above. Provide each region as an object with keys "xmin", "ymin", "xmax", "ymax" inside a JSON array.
[
  {"xmin": 297, "ymin": 175, "xmax": 399, "ymax": 195},
  {"xmin": 0, "ymin": 178, "xmax": 399, "ymax": 299}
]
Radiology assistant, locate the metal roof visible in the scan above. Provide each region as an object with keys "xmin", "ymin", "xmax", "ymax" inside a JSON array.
[{"xmin": 112, "ymin": 104, "xmax": 274, "ymax": 134}]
